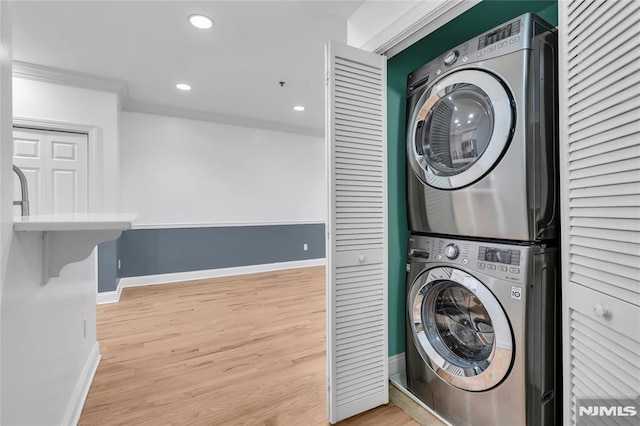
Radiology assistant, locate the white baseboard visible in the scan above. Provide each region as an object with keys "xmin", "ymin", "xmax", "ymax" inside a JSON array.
[
  {"xmin": 61, "ymin": 342, "xmax": 101, "ymax": 426},
  {"xmin": 116, "ymin": 258, "xmax": 327, "ymax": 289},
  {"xmin": 388, "ymin": 352, "xmax": 406, "ymax": 378},
  {"xmin": 96, "ymin": 282, "xmax": 123, "ymax": 305}
]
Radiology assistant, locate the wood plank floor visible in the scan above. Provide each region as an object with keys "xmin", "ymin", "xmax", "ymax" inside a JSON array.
[{"xmin": 80, "ymin": 267, "xmax": 418, "ymax": 425}]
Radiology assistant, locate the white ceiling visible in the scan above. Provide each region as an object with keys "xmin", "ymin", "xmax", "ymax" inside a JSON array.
[{"xmin": 11, "ymin": 1, "xmax": 366, "ymax": 135}]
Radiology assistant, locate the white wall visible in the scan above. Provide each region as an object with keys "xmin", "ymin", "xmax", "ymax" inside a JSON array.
[
  {"xmin": 121, "ymin": 111, "xmax": 327, "ymax": 227},
  {"xmin": 0, "ymin": 1, "xmax": 13, "ymax": 420},
  {"xmin": 0, "ymin": 78, "xmax": 118, "ymax": 423},
  {"xmin": 12, "ymin": 77, "xmax": 121, "ymax": 212},
  {"xmin": 1, "ymin": 235, "xmax": 98, "ymax": 425}
]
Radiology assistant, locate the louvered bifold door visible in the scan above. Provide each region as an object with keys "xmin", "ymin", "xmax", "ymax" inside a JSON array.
[
  {"xmin": 559, "ymin": 1, "xmax": 640, "ymax": 425},
  {"xmin": 325, "ymin": 41, "xmax": 388, "ymax": 424}
]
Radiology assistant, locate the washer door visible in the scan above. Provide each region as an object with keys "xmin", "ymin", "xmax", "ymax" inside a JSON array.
[
  {"xmin": 407, "ymin": 69, "xmax": 514, "ymax": 189},
  {"xmin": 408, "ymin": 266, "xmax": 514, "ymax": 391}
]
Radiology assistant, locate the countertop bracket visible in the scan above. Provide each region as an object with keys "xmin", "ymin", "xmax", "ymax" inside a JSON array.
[{"xmin": 14, "ymin": 213, "xmax": 137, "ymax": 283}]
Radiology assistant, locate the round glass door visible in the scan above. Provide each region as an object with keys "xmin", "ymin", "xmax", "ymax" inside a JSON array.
[
  {"xmin": 407, "ymin": 69, "xmax": 514, "ymax": 189},
  {"xmin": 408, "ymin": 267, "xmax": 514, "ymax": 391}
]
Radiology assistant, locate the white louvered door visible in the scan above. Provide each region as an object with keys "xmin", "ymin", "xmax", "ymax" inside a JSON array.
[
  {"xmin": 325, "ymin": 41, "xmax": 388, "ymax": 424},
  {"xmin": 559, "ymin": 1, "xmax": 640, "ymax": 424}
]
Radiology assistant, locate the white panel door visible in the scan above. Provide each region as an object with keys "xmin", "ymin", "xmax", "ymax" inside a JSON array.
[
  {"xmin": 325, "ymin": 40, "xmax": 388, "ymax": 423},
  {"xmin": 13, "ymin": 128, "xmax": 88, "ymax": 215},
  {"xmin": 559, "ymin": 0, "xmax": 640, "ymax": 424},
  {"xmin": 13, "ymin": 128, "xmax": 46, "ymax": 216}
]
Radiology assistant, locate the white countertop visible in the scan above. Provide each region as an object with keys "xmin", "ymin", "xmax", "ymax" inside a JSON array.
[{"xmin": 14, "ymin": 213, "xmax": 138, "ymax": 232}]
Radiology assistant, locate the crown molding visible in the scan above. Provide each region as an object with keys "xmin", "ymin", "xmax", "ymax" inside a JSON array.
[
  {"xmin": 12, "ymin": 60, "xmax": 130, "ymax": 108},
  {"xmin": 124, "ymin": 100, "xmax": 325, "ymax": 138},
  {"xmin": 356, "ymin": 0, "xmax": 481, "ymax": 57},
  {"xmin": 12, "ymin": 61, "xmax": 324, "ymax": 137}
]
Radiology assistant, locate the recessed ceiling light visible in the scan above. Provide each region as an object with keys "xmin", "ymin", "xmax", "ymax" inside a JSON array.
[
  {"xmin": 189, "ymin": 14, "xmax": 214, "ymax": 29},
  {"xmin": 176, "ymin": 83, "xmax": 192, "ymax": 91},
  {"xmin": 293, "ymin": 105, "xmax": 306, "ymax": 112}
]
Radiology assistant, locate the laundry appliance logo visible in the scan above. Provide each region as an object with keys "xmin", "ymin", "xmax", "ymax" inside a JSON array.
[{"xmin": 577, "ymin": 398, "xmax": 640, "ymax": 425}]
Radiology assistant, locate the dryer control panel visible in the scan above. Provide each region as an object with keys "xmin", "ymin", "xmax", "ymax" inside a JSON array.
[
  {"xmin": 408, "ymin": 235, "xmax": 531, "ymax": 285},
  {"xmin": 406, "ymin": 13, "xmax": 554, "ymax": 97}
]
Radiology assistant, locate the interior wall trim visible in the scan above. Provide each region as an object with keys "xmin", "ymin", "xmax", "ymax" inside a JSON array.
[
  {"xmin": 131, "ymin": 220, "xmax": 327, "ymax": 230},
  {"xmin": 363, "ymin": 0, "xmax": 480, "ymax": 57},
  {"xmin": 124, "ymin": 100, "xmax": 324, "ymax": 137},
  {"xmin": 13, "ymin": 60, "xmax": 130, "ymax": 108},
  {"xmin": 60, "ymin": 342, "xmax": 101, "ymax": 426},
  {"xmin": 388, "ymin": 352, "xmax": 406, "ymax": 378},
  {"xmin": 115, "ymin": 258, "xmax": 326, "ymax": 294},
  {"xmin": 12, "ymin": 61, "xmax": 323, "ymax": 136},
  {"xmin": 96, "ymin": 284, "xmax": 122, "ymax": 305}
]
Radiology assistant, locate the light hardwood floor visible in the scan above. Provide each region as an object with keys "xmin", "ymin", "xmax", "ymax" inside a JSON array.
[{"xmin": 80, "ymin": 267, "xmax": 419, "ymax": 425}]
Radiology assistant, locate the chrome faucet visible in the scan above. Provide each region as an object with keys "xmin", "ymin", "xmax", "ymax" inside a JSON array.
[{"xmin": 12, "ymin": 165, "xmax": 30, "ymax": 216}]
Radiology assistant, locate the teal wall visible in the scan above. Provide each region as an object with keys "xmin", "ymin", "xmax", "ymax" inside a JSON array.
[{"xmin": 387, "ymin": 0, "xmax": 558, "ymax": 356}]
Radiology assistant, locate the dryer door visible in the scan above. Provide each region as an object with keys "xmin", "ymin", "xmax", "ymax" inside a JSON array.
[
  {"xmin": 408, "ymin": 266, "xmax": 514, "ymax": 391},
  {"xmin": 407, "ymin": 69, "xmax": 514, "ymax": 189}
]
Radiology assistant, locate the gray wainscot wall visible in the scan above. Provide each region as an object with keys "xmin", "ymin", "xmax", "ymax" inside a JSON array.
[{"xmin": 98, "ymin": 223, "xmax": 326, "ymax": 293}]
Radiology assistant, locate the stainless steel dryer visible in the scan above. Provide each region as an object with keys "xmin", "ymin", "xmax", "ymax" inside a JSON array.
[
  {"xmin": 406, "ymin": 13, "xmax": 558, "ymax": 242},
  {"xmin": 405, "ymin": 234, "xmax": 558, "ymax": 426}
]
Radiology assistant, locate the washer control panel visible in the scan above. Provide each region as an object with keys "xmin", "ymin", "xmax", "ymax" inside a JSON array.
[
  {"xmin": 408, "ymin": 235, "xmax": 529, "ymax": 284},
  {"xmin": 444, "ymin": 243, "xmax": 460, "ymax": 259},
  {"xmin": 443, "ymin": 50, "xmax": 459, "ymax": 66}
]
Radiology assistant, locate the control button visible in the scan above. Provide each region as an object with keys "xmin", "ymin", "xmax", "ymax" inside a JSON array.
[
  {"xmin": 436, "ymin": 69, "xmax": 442, "ymax": 75},
  {"xmin": 487, "ymin": 264, "xmax": 496, "ymax": 270},
  {"xmin": 488, "ymin": 46, "xmax": 496, "ymax": 52},
  {"xmin": 510, "ymin": 267, "xmax": 520, "ymax": 273},
  {"xmin": 444, "ymin": 50, "xmax": 459, "ymax": 66},
  {"xmin": 444, "ymin": 244, "xmax": 460, "ymax": 260},
  {"xmin": 477, "ymin": 262, "xmax": 485, "ymax": 269},
  {"xmin": 499, "ymin": 266, "xmax": 508, "ymax": 272},
  {"xmin": 436, "ymin": 254, "xmax": 442, "ymax": 260},
  {"xmin": 462, "ymin": 258, "xmax": 469, "ymax": 265},
  {"xmin": 498, "ymin": 41, "xmax": 508, "ymax": 48},
  {"xmin": 461, "ymin": 56, "xmax": 468, "ymax": 63},
  {"xmin": 510, "ymin": 36, "xmax": 520, "ymax": 44}
]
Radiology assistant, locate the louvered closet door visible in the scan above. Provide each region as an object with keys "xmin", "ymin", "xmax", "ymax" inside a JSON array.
[
  {"xmin": 560, "ymin": 1, "xmax": 640, "ymax": 424},
  {"xmin": 325, "ymin": 41, "xmax": 387, "ymax": 424}
]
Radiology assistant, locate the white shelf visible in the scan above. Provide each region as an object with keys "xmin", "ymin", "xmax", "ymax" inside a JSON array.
[
  {"xmin": 14, "ymin": 213, "xmax": 137, "ymax": 232},
  {"xmin": 13, "ymin": 213, "xmax": 137, "ymax": 282}
]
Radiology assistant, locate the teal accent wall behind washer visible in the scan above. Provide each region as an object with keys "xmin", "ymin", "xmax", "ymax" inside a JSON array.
[{"xmin": 387, "ymin": 0, "xmax": 558, "ymax": 356}]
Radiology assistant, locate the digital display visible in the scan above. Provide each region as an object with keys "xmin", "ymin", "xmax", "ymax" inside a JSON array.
[
  {"xmin": 478, "ymin": 20, "xmax": 521, "ymax": 49},
  {"xmin": 483, "ymin": 247, "xmax": 512, "ymax": 265}
]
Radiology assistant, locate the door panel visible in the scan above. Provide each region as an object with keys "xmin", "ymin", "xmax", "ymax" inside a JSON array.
[
  {"xmin": 13, "ymin": 128, "xmax": 46, "ymax": 215},
  {"xmin": 47, "ymin": 132, "xmax": 88, "ymax": 213},
  {"xmin": 326, "ymin": 40, "xmax": 387, "ymax": 424},
  {"xmin": 560, "ymin": 0, "xmax": 640, "ymax": 423},
  {"xmin": 13, "ymin": 128, "xmax": 88, "ymax": 215}
]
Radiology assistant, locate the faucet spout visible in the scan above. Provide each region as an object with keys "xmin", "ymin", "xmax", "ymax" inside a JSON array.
[{"xmin": 12, "ymin": 165, "xmax": 30, "ymax": 216}]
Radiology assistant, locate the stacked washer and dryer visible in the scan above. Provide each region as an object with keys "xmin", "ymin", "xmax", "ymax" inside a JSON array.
[{"xmin": 404, "ymin": 14, "xmax": 560, "ymax": 426}]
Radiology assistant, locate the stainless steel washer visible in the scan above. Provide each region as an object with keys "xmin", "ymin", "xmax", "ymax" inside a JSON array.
[
  {"xmin": 406, "ymin": 13, "xmax": 558, "ymax": 242},
  {"xmin": 405, "ymin": 234, "xmax": 558, "ymax": 426}
]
